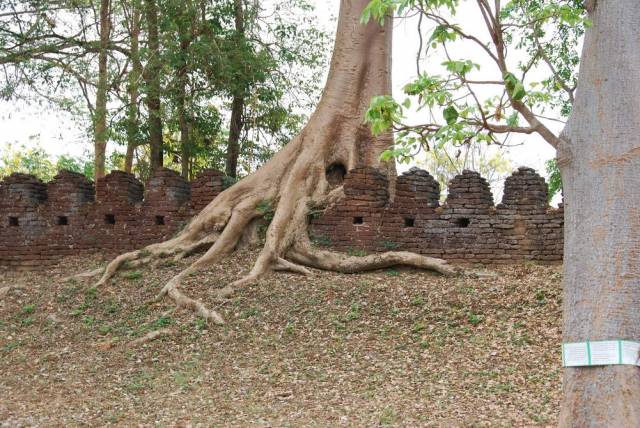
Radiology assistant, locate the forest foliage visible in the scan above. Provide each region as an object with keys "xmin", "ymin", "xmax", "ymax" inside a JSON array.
[{"xmin": 0, "ymin": 0, "xmax": 331, "ymax": 180}]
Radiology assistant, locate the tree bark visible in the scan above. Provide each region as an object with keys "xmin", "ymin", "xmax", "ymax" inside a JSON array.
[
  {"xmin": 97, "ymin": 1, "xmax": 448, "ymax": 325},
  {"xmin": 225, "ymin": 0, "xmax": 245, "ymax": 178},
  {"xmin": 558, "ymin": 1, "xmax": 640, "ymax": 425},
  {"xmin": 125, "ymin": 0, "xmax": 142, "ymax": 174},
  {"xmin": 144, "ymin": 0, "xmax": 163, "ymax": 171},
  {"xmin": 94, "ymin": 0, "xmax": 111, "ymax": 180}
]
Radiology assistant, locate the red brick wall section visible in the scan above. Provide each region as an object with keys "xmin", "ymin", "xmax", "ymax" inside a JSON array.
[
  {"xmin": 0, "ymin": 166, "xmax": 564, "ymax": 270},
  {"xmin": 310, "ymin": 166, "xmax": 564, "ymax": 265},
  {"xmin": 0, "ymin": 168, "xmax": 227, "ymax": 269}
]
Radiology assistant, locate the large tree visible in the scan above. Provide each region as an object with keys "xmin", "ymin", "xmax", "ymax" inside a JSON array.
[
  {"xmin": 96, "ymin": 0, "xmax": 454, "ymax": 323},
  {"xmin": 557, "ymin": 0, "xmax": 640, "ymax": 424}
]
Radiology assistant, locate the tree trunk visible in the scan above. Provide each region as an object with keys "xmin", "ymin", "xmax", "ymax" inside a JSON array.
[
  {"xmin": 94, "ymin": 0, "xmax": 111, "ymax": 180},
  {"xmin": 125, "ymin": 1, "xmax": 142, "ymax": 174},
  {"xmin": 224, "ymin": 0, "xmax": 245, "ymax": 178},
  {"xmin": 97, "ymin": 0, "xmax": 451, "ymax": 324},
  {"xmin": 225, "ymin": 96, "xmax": 244, "ymax": 178},
  {"xmin": 144, "ymin": 0, "xmax": 163, "ymax": 171},
  {"xmin": 177, "ymin": 8, "xmax": 193, "ymax": 179},
  {"xmin": 558, "ymin": 1, "xmax": 640, "ymax": 425}
]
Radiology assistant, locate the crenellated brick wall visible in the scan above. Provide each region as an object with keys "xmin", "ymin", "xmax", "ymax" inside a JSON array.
[
  {"xmin": 0, "ymin": 168, "xmax": 226, "ymax": 269},
  {"xmin": 310, "ymin": 167, "xmax": 564, "ymax": 264},
  {"xmin": 0, "ymin": 165, "xmax": 564, "ymax": 269}
]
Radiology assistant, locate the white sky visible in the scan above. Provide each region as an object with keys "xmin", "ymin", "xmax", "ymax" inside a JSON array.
[{"xmin": 0, "ymin": 1, "xmax": 559, "ymax": 183}]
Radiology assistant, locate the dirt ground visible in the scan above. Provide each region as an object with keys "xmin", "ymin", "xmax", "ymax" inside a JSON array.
[{"xmin": 0, "ymin": 250, "xmax": 562, "ymax": 427}]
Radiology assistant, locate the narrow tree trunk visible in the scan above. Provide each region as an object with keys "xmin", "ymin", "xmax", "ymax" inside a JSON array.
[
  {"xmin": 224, "ymin": 0, "xmax": 246, "ymax": 178},
  {"xmin": 558, "ymin": 1, "xmax": 640, "ymax": 425},
  {"xmin": 176, "ymin": 10, "xmax": 192, "ymax": 179},
  {"xmin": 144, "ymin": 0, "xmax": 163, "ymax": 171},
  {"xmin": 125, "ymin": 1, "xmax": 142, "ymax": 174},
  {"xmin": 94, "ymin": 0, "xmax": 111, "ymax": 179},
  {"xmin": 225, "ymin": 96, "xmax": 244, "ymax": 178}
]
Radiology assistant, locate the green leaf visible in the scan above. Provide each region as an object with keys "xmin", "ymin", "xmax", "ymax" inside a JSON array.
[
  {"xmin": 512, "ymin": 82, "xmax": 526, "ymax": 101},
  {"xmin": 443, "ymin": 106, "xmax": 458, "ymax": 125}
]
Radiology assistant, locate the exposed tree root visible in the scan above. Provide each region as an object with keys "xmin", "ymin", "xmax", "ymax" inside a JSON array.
[
  {"xmin": 129, "ymin": 329, "xmax": 174, "ymax": 347},
  {"xmin": 289, "ymin": 241, "xmax": 457, "ymax": 276},
  {"xmin": 62, "ymin": 268, "xmax": 104, "ymax": 282}
]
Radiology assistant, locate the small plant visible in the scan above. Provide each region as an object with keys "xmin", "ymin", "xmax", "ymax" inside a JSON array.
[
  {"xmin": 386, "ymin": 268, "xmax": 399, "ymax": 276},
  {"xmin": 153, "ymin": 316, "xmax": 173, "ymax": 329},
  {"xmin": 410, "ymin": 296, "xmax": 425, "ymax": 306},
  {"xmin": 381, "ymin": 240, "xmax": 399, "ymax": 250},
  {"xmin": 284, "ymin": 322, "xmax": 295, "ymax": 336},
  {"xmin": 467, "ymin": 313, "xmax": 483, "ymax": 326},
  {"xmin": 195, "ymin": 317, "xmax": 207, "ymax": 331},
  {"xmin": 347, "ymin": 247, "xmax": 368, "ymax": 257},
  {"xmin": 21, "ymin": 316, "xmax": 34, "ymax": 326},
  {"xmin": 535, "ymin": 289, "xmax": 547, "ymax": 305},
  {"xmin": 240, "ymin": 307, "xmax": 259, "ymax": 319},
  {"xmin": 311, "ymin": 235, "xmax": 332, "ymax": 247},
  {"xmin": 21, "ymin": 304, "xmax": 35, "ymax": 315}
]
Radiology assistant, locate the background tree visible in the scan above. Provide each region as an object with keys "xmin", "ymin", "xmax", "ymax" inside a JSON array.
[{"xmin": 418, "ymin": 141, "xmax": 512, "ymax": 199}]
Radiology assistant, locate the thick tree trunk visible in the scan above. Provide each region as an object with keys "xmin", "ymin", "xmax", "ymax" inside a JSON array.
[
  {"xmin": 125, "ymin": 2, "xmax": 142, "ymax": 174},
  {"xmin": 94, "ymin": 0, "xmax": 110, "ymax": 180},
  {"xmin": 558, "ymin": 1, "xmax": 640, "ymax": 425},
  {"xmin": 225, "ymin": 0, "xmax": 245, "ymax": 178},
  {"xmin": 97, "ymin": 0, "xmax": 451, "ymax": 325},
  {"xmin": 144, "ymin": 0, "xmax": 163, "ymax": 171}
]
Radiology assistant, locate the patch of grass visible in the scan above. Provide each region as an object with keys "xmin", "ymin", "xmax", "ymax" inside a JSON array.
[
  {"xmin": 2, "ymin": 342, "xmax": 19, "ymax": 353},
  {"xmin": 123, "ymin": 271, "xmax": 143, "ymax": 280},
  {"xmin": 21, "ymin": 316, "xmax": 35, "ymax": 326},
  {"xmin": 379, "ymin": 407, "xmax": 399, "ymax": 426},
  {"xmin": 284, "ymin": 322, "xmax": 295, "ymax": 336},
  {"xmin": 82, "ymin": 316, "xmax": 96, "ymax": 327},
  {"xmin": 411, "ymin": 322, "xmax": 426, "ymax": 334},
  {"xmin": 21, "ymin": 304, "xmax": 36, "ymax": 315},
  {"xmin": 125, "ymin": 370, "xmax": 154, "ymax": 393},
  {"xmin": 153, "ymin": 316, "xmax": 173, "ymax": 329},
  {"xmin": 103, "ymin": 300, "xmax": 120, "ymax": 316},
  {"xmin": 345, "ymin": 303, "xmax": 361, "ymax": 322},
  {"xmin": 467, "ymin": 313, "xmax": 483, "ymax": 326},
  {"xmin": 410, "ymin": 296, "xmax": 425, "ymax": 306},
  {"xmin": 240, "ymin": 307, "xmax": 259, "ymax": 319},
  {"xmin": 386, "ymin": 269, "xmax": 399, "ymax": 276}
]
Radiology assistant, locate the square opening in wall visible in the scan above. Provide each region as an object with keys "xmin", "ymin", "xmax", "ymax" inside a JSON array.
[
  {"xmin": 56, "ymin": 216, "xmax": 68, "ymax": 226},
  {"xmin": 155, "ymin": 215, "xmax": 165, "ymax": 226},
  {"xmin": 455, "ymin": 218, "xmax": 471, "ymax": 228},
  {"xmin": 353, "ymin": 216, "xmax": 364, "ymax": 225},
  {"xmin": 404, "ymin": 217, "xmax": 415, "ymax": 228},
  {"xmin": 9, "ymin": 216, "xmax": 19, "ymax": 226},
  {"xmin": 105, "ymin": 214, "xmax": 116, "ymax": 225}
]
